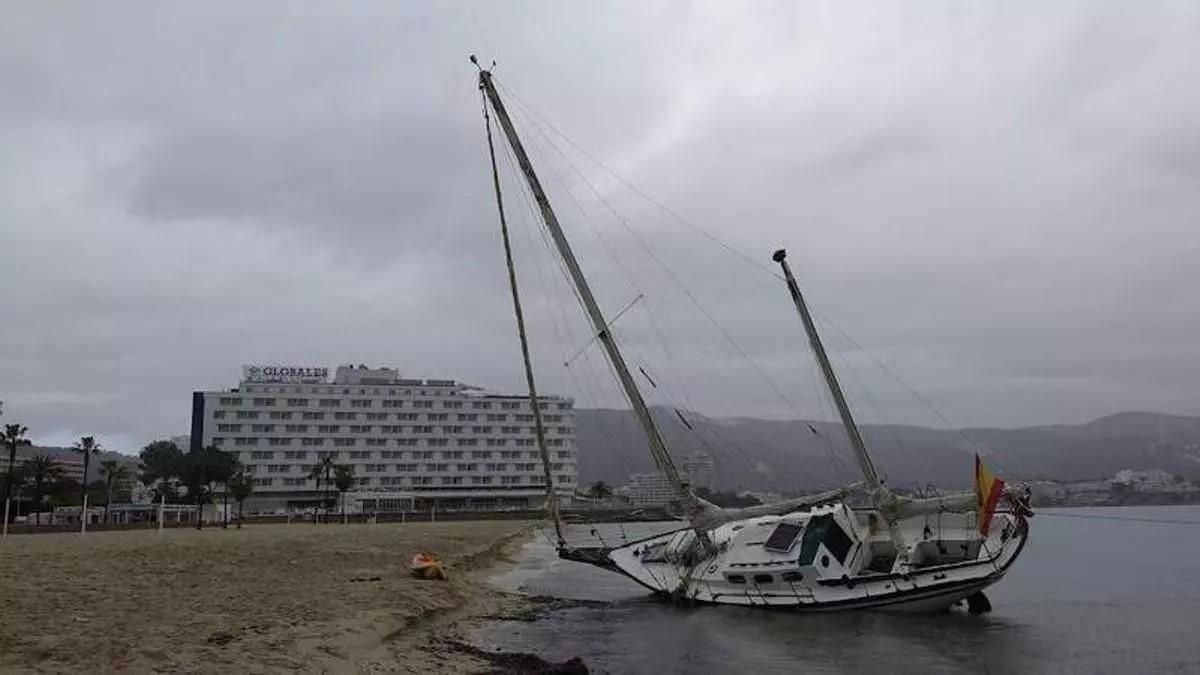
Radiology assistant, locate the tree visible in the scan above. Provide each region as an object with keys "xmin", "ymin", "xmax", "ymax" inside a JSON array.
[
  {"xmin": 99, "ymin": 460, "xmax": 132, "ymax": 524},
  {"xmin": 3, "ymin": 423, "xmax": 32, "ymax": 530},
  {"xmin": 587, "ymin": 481, "xmax": 613, "ymax": 501},
  {"xmin": 179, "ymin": 446, "xmax": 236, "ymax": 530},
  {"xmin": 23, "ymin": 454, "xmax": 63, "ymax": 525},
  {"xmin": 333, "ymin": 464, "xmax": 355, "ymax": 523},
  {"xmin": 139, "ymin": 440, "xmax": 185, "ymax": 507},
  {"xmin": 227, "ymin": 471, "xmax": 253, "ymax": 529},
  {"xmin": 308, "ymin": 456, "xmax": 335, "ymax": 522},
  {"xmin": 72, "ymin": 436, "xmax": 102, "ymax": 523}
]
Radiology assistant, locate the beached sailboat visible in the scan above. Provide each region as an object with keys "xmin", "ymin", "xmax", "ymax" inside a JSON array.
[{"xmin": 474, "ymin": 59, "xmax": 1033, "ymax": 613}]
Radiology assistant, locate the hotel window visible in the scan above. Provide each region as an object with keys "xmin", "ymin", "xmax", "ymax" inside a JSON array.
[
  {"xmin": 236, "ymin": 411, "xmax": 259, "ymax": 420},
  {"xmin": 428, "ymin": 438, "xmax": 448, "ymax": 447},
  {"xmin": 486, "ymin": 414, "xmax": 507, "ymax": 422},
  {"xmin": 549, "ymin": 439, "xmax": 564, "ymax": 447},
  {"xmin": 212, "ymin": 410, "xmax": 226, "ymax": 420},
  {"xmin": 236, "ymin": 438, "xmax": 260, "ymax": 447},
  {"xmin": 316, "ymin": 451, "xmax": 339, "ymax": 459},
  {"xmin": 458, "ymin": 413, "xmax": 477, "ymax": 422},
  {"xmin": 472, "ymin": 426, "xmax": 492, "ymax": 434},
  {"xmin": 268, "ymin": 438, "xmax": 292, "ymax": 446},
  {"xmin": 556, "ymin": 451, "xmax": 571, "ymax": 459},
  {"xmin": 284, "ymin": 450, "xmax": 308, "ymax": 459},
  {"xmin": 396, "ymin": 439, "xmax": 418, "ymax": 446},
  {"xmin": 557, "ymin": 474, "xmax": 573, "ymax": 484},
  {"xmin": 552, "ymin": 463, "xmax": 564, "ymax": 471},
  {"xmin": 443, "ymin": 401, "xmax": 463, "ymax": 409},
  {"xmin": 442, "ymin": 426, "xmax": 463, "ymax": 434},
  {"xmin": 501, "ymin": 476, "xmax": 520, "ymax": 485},
  {"xmin": 413, "ymin": 451, "xmax": 434, "ymax": 460},
  {"xmin": 219, "ymin": 397, "xmax": 242, "ymax": 406},
  {"xmin": 350, "ymin": 425, "xmax": 372, "ymax": 433},
  {"xmin": 333, "ymin": 438, "xmax": 356, "ymax": 447},
  {"xmin": 472, "ymin": 476, "xmax": 494, "ymax": 485},
  {"xmin": 347, "ymin": 450, "xmax": 371, "ymax": 459},
  {"xmin": 267, "ymin": 464, "xmax": 289, "ymax": 473},
  {"xmin": 382, "ymin": 400, "xmax": 403, "ymax": 408},
  {"xmin": 351, "ymin": 399, "xmax": 372, "ymax": 408},
  {"xmin": 317, "ymin": 425, "xmax": 340, "ymax": 433},
  {"xmin": 441, "ymin": 476, "xmax": 463, "ymax": 485},
  {"xmin": 357, "ymin": 477, "xmax": 372, "ymax": 486},
  {"xmin": 412, "ymin": 477, "xmax": 433, "ymax": 486},
  {"xmin": 252, "ymin": 478, "xmax": 274, "ymax": 487},
  {"xmin": 334, "ymin": 412, "xmax": 357, "ymax": 421},
  {"xmin": 413, "ymin": 400, "xmax": 434, "ymax": 409},
  {"xmin": 303, "ymin": 411, "xmax": 325, "ymax": 420},
  {"xmin": 365, "ymin": 438, "xmax": 387, "ymax": 447},
  {"xmin": 557, "ymin": 402, "xmax": 571, "ymax": 410},
  {"xmin": 411, "ymin": 425, "xmax": 433, "ymax": 434},
  {"xmin": 500, "ymin": 401, "xmax": 520, "ymax": 410},
  {"xmin": 472, "ymin": 401, "xmax": 493, "ymax": 410},
  {"xmin": 472, "ymin": 451, "xmax": 493, "ymax": 459},
  {"xmin": 500, "ymin": 426, "xmax": 519, "ymax": 434},
  {"xmin": 396, "ymin": 413, "xmax": 418, "ymax": 421},
  {"xmin": 286, "ymin": 398, "xmax": 308, "ymax": 407},
  {"xmin": 456, "ymin": 439, "xmax": 478, "ymax": 447},
  {"xmin": 515, "ymin": 414, "xmax": 534, "ymax": 422},
  {"xmin": 515, "ymin": 439, "xmax": 534, "ymax": 447},
  {"xmin": 250, "ymin": 450, "xmax": 273, "ymax": 460},
  {"xmin": 318, "ymin": 399, "xmax": 341, "ymax": 407},
  {"xmin": 251, "ymin": 424, "xmax": 274, "ymax": 433},
  {"xmin": 443, "ymin": 451, "xmax": 463, "ymax": 459},
  {"xmin": 426, "ymin": 463, "xmax": 448, "ymax": 472},
  {"xmin": 212, "ymin": 438, "xmax": 225, "ymax": 446},
  {"xmin": 217, "ymin": 424, "xmax": 241, "ymax": 432},
  {"xmin": 285, "ymin": 424, "xmax": 308, "ymax": 433},
  {"xmin": 427, "ymin": 413, "xmax": 448, "ymax": 421},
  {"xmin": 366, "ymin": 412, "xmax": 388, "ymax": 421},
  {"xmin": 544, "ymin": 414, "xmax": 563, "ymax": 423},
  {"xmin": 396, "ymin": 464, "xmax": 418, "ymax": 472},
  {"xmin": 253, "ymin": 398, "xmax": 276, "ymax": 407}
]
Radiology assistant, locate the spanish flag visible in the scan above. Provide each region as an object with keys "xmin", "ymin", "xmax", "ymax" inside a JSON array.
[{"xmin": 974, "ymin": 454, "xmax": 1005, "ymax": 536}]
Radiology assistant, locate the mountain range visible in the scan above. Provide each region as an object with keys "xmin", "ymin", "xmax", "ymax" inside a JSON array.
[{"xmin": 575, "ymin": 409, "xmax": 1200, "ymax": 492}]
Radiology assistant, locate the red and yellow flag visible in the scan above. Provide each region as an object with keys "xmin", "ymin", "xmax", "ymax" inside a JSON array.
[{"xmin": 974, "ymin": 454, "xmax": 1005, "ymax": 536}]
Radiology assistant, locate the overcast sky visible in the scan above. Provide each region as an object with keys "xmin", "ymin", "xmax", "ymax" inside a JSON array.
[{"xmin": 2, "ymin": 2, "xmax": 1199, "ymax": 453}]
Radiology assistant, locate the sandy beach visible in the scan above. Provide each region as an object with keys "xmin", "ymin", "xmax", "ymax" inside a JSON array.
[{"xmin": 0, "ymin": 521, "xmax": 549, "ymax": 674}]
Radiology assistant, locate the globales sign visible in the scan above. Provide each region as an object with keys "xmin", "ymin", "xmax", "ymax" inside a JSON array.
[{"xmin": 242, "ymin": 365, "xmax": 330, "ymax": 383}]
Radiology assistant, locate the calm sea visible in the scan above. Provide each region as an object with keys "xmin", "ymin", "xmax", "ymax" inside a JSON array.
[{"xmin": 481, "ymin": 506, "xmax": 1200, "ymax": 674}]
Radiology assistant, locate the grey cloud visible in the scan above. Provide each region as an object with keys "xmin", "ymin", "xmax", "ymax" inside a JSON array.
[{"xmin": 2, "ymin": 2, "xmax": 1199, "ymax": 453}]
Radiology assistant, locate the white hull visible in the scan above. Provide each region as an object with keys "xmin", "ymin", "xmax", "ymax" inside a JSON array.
[{"xmin": 563, "ymin": 503, "xmax": 1029, "ymax": 613}]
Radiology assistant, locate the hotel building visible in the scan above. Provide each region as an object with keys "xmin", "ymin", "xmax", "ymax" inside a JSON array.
[{"xmin": 191, "ymin": 364, "xmax": 577, "ymax": 513}]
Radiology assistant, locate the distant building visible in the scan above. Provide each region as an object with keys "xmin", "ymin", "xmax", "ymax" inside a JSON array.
[
  {"xmin": 10, "ymin": 446, "xmax": 86, "ymax": 483},
  {"xmin": 191, "ymin": 364, "xmax": 577, "ymax": 514},
  {"xmin": 618, "ymin": 472, "xmax": 677, "ymax": 507},
  {"xmin": 1113, "ymin": 469, "xmax": 1177, "ymax": 492},
  {"xmin": 682, "ymin": 452, "xmax": 716, "ymax": 489}
]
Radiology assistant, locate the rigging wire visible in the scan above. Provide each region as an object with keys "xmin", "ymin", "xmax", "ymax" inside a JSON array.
[{"xmin": 497, "ymin": 77, "xmax": 1006, "ymax": 478}]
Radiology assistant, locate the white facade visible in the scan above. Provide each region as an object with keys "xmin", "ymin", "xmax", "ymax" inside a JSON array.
[
  {"xmin": 618, "ymin": 472, "xmax": 678, "ymax": 507},
  {"xmin": 682, "ymin": 452, "xmax": 716, "ymax": 489},
  {"xmin": 193, "ymin": 365, "xmax": 577, "ymax": 513}
]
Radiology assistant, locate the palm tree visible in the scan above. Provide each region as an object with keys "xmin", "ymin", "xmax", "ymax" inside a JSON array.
[
  {"xmin": 308, "ymin": 456, "xmax": 335, "ymax": 522},
  {"xmin": 588, "ymin": 481, "xmax": 613, "ymax": 501},
  {"xmin": 3, "ymin": 423, "xmax": 32, "ymax": 535},
  {"xmin": 332, "ymin": 464, "xmax": 355, "ymax": 524},
  {"xmin": 227, "ymin": 471, "xmax": 253, "ymax": 529},
  {"xmin": 72, "ymin": 436, "xmax": 102, "ymax": 528},
  {"xmin": 23, "ymin": 454, "xmax": 63, "ymax": 526},
  {"xmin": 99, "ymin": 460, "xmax": 132, "ymax": 525}
]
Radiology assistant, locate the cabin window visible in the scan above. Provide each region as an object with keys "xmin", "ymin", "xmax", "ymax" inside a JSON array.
[
  {"xmin": 763, "ymin": 522, "xmax": 803, "ymax": 553},
  {"xmin": 726, "ymin": 574, "xmax": 746, "ymax": 584},
  {"xmin": 781, "ymin": 571, "xmax": 803, "ymax": 582},
  {"xmin": 797, "ymin": 514, "xmax": 853, "ymax": 566},
  {"xmin": 753, "ymin": 574, "xmax": 774, "ymax": 585}
]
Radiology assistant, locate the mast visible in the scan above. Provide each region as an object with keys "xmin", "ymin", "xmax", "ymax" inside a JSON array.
[
  {"xmin": 480, "ymin": 83, "xmax": 564, "ymax": 548},
  {"xmin": 772, "ymin": 249, "xmax": 909, "ymax": 560},
  {"xmin": 476, "ymin": 66, "xmax": 696, "ymax": 512}
]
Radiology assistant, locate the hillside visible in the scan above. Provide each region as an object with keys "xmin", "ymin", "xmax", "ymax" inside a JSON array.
[{"xmin": 575, "ymin": 409, "xmax": 1200, "ymax": 492}]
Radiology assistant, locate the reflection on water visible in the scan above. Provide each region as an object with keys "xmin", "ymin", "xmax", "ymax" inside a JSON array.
[{"xmin": 482, "ymin": 507, "xmax": 1200, "ymax": 674}]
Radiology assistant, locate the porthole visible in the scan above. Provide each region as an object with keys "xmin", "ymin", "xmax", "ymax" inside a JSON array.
[
  {"xmin": 820, "ymin": 555, "xmax": 830, "ymax": 568},
  {"xmin": 727, "ymin": 574, "xmax": 746, "ymax": 584}
]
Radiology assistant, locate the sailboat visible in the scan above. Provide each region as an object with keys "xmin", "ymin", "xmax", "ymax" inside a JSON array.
[{"xmin": 474, "ymin": 59, "xmax": 1034, "ymax": 613}]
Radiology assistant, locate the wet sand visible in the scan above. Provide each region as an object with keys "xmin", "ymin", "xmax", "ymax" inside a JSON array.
[{"xmin": 0, "ymin": 521, "xmax": 547, "ymax": 673}]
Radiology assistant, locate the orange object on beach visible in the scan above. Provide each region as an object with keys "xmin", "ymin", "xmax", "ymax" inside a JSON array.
[{"xmin": 410, "ymin": 552, "xmax": 447, "ymax": 580}]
